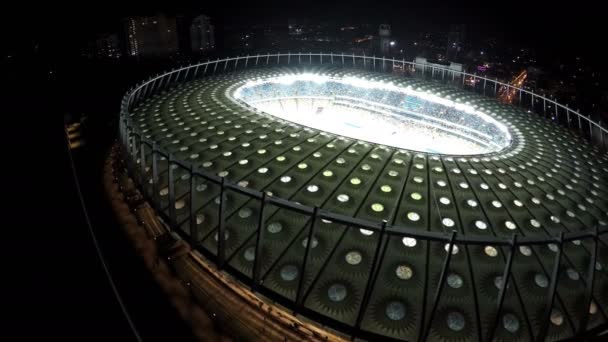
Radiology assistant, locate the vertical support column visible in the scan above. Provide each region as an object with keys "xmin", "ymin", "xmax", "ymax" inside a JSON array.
[
  {"xmin": 255, "ymin": 54, "xmax": 260, "ymax": 66},
  {"xmin": 487, "ymin": 234, "xmax": 518, "ymax": 341},
  {"xmin": 299, "ymin": 52, "xmax": 301, "ymax": 64},
  {"xmin": 167, "ymin": 154, "xmax": 176, "ymax": 227},
  {"xmin": 252, "ymin": 192, "xmax": 267, "ymax": 290},
  {"xmin": 120, "ymin": 115, "xmax": 125, "ymax": 148},
  {"xmin": 139, "ymin": 142, "xmax": 146, "ymax": 192},
  {"xmin": 126, "ymin": 127, "xmax": 134, "ymax": 188},
  {"xmin": 309, "ymin": 52, "xmax": 312, "ymax": 64},
  {"xmin": 126, "ymin": 126, "xmax": 133, "ymax": 161},
  {"xmin": 576, "ymin": 227, "xmax": 598, "ymax": 336},
  {"xmin": 161, "ymin": 74, "xmax": 170, "ymax": 92},
  {"xmin": 164, "ymin": 72, "xmax": 174, "ymax": 89},
  {"xmin": 320, "ymin": 53, "xmax": 323, "ymax": 64},
  {"xmin": 566, "ymin": 106, "xmax": 571, "ymax": 128},
  {"xmin": 217, "ymin": 177, "xmax": 226, "ymax": 269},
  {"xmin": 287, "ymin": 52, "xmax": 290, "ymax": 64},
  {"xmin": 192, "ymin": 64, "xmax": 200, "ymax": 80},
  {"xmin": 341, "ymin": 52, "xmax": 344, "ymax": 65},
  {"xmin": 130, "ymin": 132, "xmax": 137, "ymax": 167},
  {"xmin": 536, "ymin": 233, "xmax": 564, "ymax": 342},
  {"xmin": 354, "ymin": 221, "xmax": 388, "ymax": 330},
  {"xmin": 373, "ymin": 56, "xmax": 376, "ymax": 71},
  {"xmin": 420, "ymin": 231, "xmax": 457, "ymax": 342},
  {"xmin": 121, "ymin": 118, "xmax": 127, "ymax": 150},
  {"xmin": 578, "ymin": 113, "xmax": 583, "ymax": 133},
  {"xmin": 166, "ymin": 72, "xmax": 177, "ymax": 87},
  {"xmin": 234, "ymin": 57, "xmax": 239, "ymax": 70},
  {"xmin": 163, "ymin": 73, "xmax": 173, "ymax": 90},
  {"xmin": 531, "ymin": 92, "xmax": 535, "ymax": 111},
  {"xmin": 224, "ymin": 58, "xmax": 229, "ymax": 71},
  {"xmin": 127, "ymin": 89, "xmax": 134, "ymax": 109},
  {"xmin": 142, "ymin": 79, "xmax": 152, "ymax": 100},
  {"xmin": 483, "ymin": 78, "xmax": 487, "ymax": 95},
  {"xmin": 132, "ymin": 87, "xmax": 141, "ymax": 106},
  {"xmin": 494, "ymin": 79, "xmax": 498, "ymax": 96},
  {"xmin": 151, "ymin": 143, "xmax": 160, "ymax": 213},
  {"xmin": 125, "ymin": 129, "xmax": 133, "ymax": 167},
  {"xmin": 295, "ymin": 206, "xmax": 320, "ymax": 309},
  {"xmin": 213, "ymin": 58, "xmax": 219, "ymax": 73},
  {"xmin": 277, "ymin": 53, "xmax": 280, "ymax": 65},
  {"xmin": 351, "ymin": 54, "xmax": 354, "ymax": 67},
  {"xmin": 183, "ymin": 66, "xmax": 190, "ymax": 81},
  {"xmin": 124, "ymin": 125, "xmax": 130, "ymax": 162},
  {"xmin": 145, "ymin": 79, "xmax": 156, "ymax": 98},
  {"xmin": 203, "ymin": 60, "xmax": 210, "ymax": 75},
  {"xmin": 331, "ymin": 52, "xmax": 334, "ymax": 64},
  {"xmin": 519, "ymin": 89, "xmax": 522, "ymax": 106},
  {"xmin": 266, "ymin": 54, "xmax": 270, "ymax": 65},
  {"xmin": 245, "ymin": 55, "xmax": 249, "ymax": 68},
  {"xmin": 189, "ymin": 165, "xmax": 198, "ymax": 246}
]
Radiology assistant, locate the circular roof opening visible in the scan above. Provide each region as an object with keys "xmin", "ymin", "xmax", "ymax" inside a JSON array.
[{"xmin": 233, "ymin": 73, "xmax": 512, "ymax": 155}]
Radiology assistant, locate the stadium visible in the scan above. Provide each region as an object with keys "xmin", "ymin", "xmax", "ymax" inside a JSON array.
[{"xmin": 115, "ymin": 53, "xmax": 608, "ymax": 341}]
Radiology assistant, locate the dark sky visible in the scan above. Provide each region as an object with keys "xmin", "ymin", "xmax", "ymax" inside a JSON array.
[{"xmin": 3, "ymin": 0, "xmax": 604, "ymax": 66}]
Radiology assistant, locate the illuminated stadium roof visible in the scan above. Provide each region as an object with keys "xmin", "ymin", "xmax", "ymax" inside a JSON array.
[{"xmin": 124, "ymin": 60, "xmax": 608, "ymax": 341}]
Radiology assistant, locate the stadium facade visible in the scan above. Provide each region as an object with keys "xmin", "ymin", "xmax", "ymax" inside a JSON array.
[{"xmin": 117, "ymin": 53, "xmax": 608, "ymax": 341}]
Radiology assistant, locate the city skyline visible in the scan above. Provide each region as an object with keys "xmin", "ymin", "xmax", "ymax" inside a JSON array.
[
  {"xmin": 5, "ymin": 4, "xmax": 605, "ymax": 126},
  {"xmin": 4, "ymin": 1, "xmax": 605, "ymax": 65}
]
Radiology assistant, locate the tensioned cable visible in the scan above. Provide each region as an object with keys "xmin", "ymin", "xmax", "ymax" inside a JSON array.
[
  {"xmin": 429, "ymin": 168, "xmax": 448, "ymax": 235},
  {"xmin": 64, "ymin": 127, "xmax": 143, "ymax": 342}
]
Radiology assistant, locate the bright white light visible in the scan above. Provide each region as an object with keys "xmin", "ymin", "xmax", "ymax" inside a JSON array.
[
  {"xmin": 390, "ymin": 41, "xmax": 396, "ymax": 46},
  {"xmin": 232, "ymin": 73, "xmax": 512, "ymax": 155}
]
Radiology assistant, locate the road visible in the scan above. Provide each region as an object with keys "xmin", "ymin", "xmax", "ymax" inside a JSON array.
[{"xmin": 498, "ymin": 69, "xmax": 527, "ymax": 104}]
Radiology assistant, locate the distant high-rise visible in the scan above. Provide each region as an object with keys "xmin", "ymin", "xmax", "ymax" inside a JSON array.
[
  {"xmin": 124, "ymin": 14, "xmax": 178, "ymax": 58},
  {"xmin": 288, "ymin": 18, "xmax": 298, "ymax": 36},
  {"xmin": 378, "ymin": 24, "xmax": 391, "ymax": 56},
  {"xmin": 190, "ymin": 15, "xmax": 215, "ymax": 53},
  {"xmin": 88, "ymin": 34, "xmax": 121, "ymax": 59},
  {"xmin": 288, "ymin": 18, "xmax": 310, "ymax": 36},
  {"xmin": 446, "ymin": 24, "xmax": 465, "ymax": 61}
]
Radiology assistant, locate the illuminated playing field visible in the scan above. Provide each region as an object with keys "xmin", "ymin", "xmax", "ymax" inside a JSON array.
[{"xmin": 233, "ymin": 73, "xmax": 512, "ymax": 155}]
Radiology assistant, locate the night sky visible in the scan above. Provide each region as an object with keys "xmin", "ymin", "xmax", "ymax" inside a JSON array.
[{"xmin": 3, "ymin": 0, "xmax": 605, "ymax": 68}]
